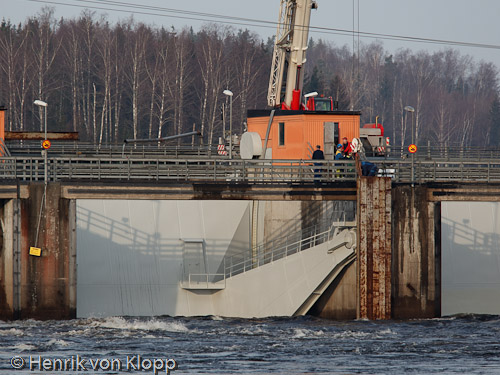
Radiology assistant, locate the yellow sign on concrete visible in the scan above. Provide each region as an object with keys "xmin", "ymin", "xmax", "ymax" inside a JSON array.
[{"xmin": 29, "ymin": 247, "xmax": 41, "ymax": 256}]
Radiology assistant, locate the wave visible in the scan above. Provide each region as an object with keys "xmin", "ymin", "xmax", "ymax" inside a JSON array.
[
  {"xmin": 0, "ymin": 328, "xmax": 24, "ymax": 336},
  {"xmin": 86, "ymin": 317, "xmax": 197, "ymax": 333}
]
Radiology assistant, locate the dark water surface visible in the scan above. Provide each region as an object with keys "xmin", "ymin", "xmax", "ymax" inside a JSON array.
[{"xmin": 1, "ymin": 315, "xmax": 500, "ymax": 374}]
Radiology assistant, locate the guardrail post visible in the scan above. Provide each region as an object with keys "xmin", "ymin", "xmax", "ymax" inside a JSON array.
[{"xmin": 411, "ymin": 154, "xmax": 415, "ymax": 184}]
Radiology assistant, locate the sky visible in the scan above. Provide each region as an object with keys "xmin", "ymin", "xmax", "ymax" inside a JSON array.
[{"xmin": 3, "ymin": 0, "xmax": 500, "ymax": 70}]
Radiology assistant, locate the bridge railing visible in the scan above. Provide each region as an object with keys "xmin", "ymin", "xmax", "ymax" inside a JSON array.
[
  {"xmin": 370, "ymin": 145, "xmax": 500, "ymax": 161},
  {"xmin": 376, "ymin": 160, "xmax": 500, "ymax": 183},
  {"xmin": 2, "ymin": 156, "xmax": 500, "ymax": 183},
  {"xmin": 0, "ymin": 157, "xmax": 357, "ymax": 183},
  {"xmin": 6, "ymin": 141, "xmax": 230, "ymax": 159}
]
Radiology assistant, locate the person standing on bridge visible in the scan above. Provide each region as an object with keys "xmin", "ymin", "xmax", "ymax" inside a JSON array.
[
  {"xmin": 335, "ymin": 144, "xmax": 344, "ymax": 178},
  {"xmin": 341, "ymin": 137, "xmax": 352, "ymax": 158},
  {"xmin": 312, "ymin": 145, "xmax": 325, "ymax": 185}
]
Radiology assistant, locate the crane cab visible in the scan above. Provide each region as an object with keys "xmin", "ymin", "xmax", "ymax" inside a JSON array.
[{"xmin": 306, "ymin": 97, "xmax": 337, "ymax": 112}]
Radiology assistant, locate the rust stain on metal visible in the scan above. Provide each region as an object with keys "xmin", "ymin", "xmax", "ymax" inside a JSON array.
[
  {"xmin": 5, "ymin": 131, "xmax": 79, "ymax": 141},
  {"xmin": 357, "ymin": 177, "xmax": 392, "ymax": 320}
]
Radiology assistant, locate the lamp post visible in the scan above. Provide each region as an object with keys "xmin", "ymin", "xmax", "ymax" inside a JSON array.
[
  {"xmin": 223, "ymin": 90, "xmax": 233, "ymax": 158},
  {"xmin": 303, "ymin": 91, "xmax": 318, "ymax": 110},
  {"xmin": 404, "ymin": 105, "xmax": 415, "ymax": 145},
  {"xmin": 404, "ymin": 105, "xmax": 415, "ymax": 184},
  {"xmin": 34, "ymin": 100, "xmax": 48, "ymax": 187}
]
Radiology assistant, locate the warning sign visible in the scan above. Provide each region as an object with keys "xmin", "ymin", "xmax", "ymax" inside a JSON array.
[
  {"xmin": 29, "ymin": 247, "xmax": 41, "ymax": 256},
  {"xmin": 42, "ymin": 139, "xmax": 51, "ymax": 149},
  {"xmin": 408, "ymin": 144, "xmax": 417, "ymax": 153}
]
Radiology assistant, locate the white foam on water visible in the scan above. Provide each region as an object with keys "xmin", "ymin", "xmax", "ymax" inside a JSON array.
[
  {"xmin": 378, "ymin": 328, "xmax": 397, "ymax": 335},
  {"xmin": 88, "ymin": 317, "xmax": 196, "ymax": 333},
  {"xmin": 0, "ymin": 328, "xmax": 24, "ymax": 336},
  {"xmin": 332, "ymin": 330, "xmax": 373, "ymax": 339},
  {"xmin": 291, "ymin": 328, "xmax": 324, "ymax": 339},
  {"xmin": 12, "ymin": 343, "xmax": 36, "ymax": 352},
  {"xmin": 65, "ymin": 329, "xmax": 91, "ymax": 336},
  {"xmin": 238, "ymin": 326, "xmax": 267, "ymax": 336},
  {"xmin": 46, "ymin": 339, "xmax": 70, "ymax": 347}
]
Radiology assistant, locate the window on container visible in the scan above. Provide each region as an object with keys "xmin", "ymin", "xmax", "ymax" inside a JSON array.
[{"xmin": 278, "ymin": 122, "xmax": 285, "ymax": 146}]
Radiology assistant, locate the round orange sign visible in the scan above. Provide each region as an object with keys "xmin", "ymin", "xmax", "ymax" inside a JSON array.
[
  {"xmin": 408, "ymin": 144, "xmax": 417, "ymax": 153},
  {"xmin": 42, "ymin": 139, "xmax": 51, "ymax": 149}
]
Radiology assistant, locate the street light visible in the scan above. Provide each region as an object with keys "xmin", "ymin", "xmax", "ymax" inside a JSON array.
[
  {"xmin": 303, "ymin": 91, "xmax": 318, "ymax": 110},
  {"xmin": 34, "ymin": 100, "xmax": 48, "ymax": 188},
  {"xmin": 223, "ymin": 90, "xmax": 233, "ymax": 158},
  {"xmin": 404, "ymin": 105, "xmax": 415, "ymax": 145},
  {"xmin": 404, "ymin": 105, "xmax": 416, "ymax": 184}
]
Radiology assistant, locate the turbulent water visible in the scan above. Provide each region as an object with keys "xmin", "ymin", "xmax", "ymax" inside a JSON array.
[{"xmin": 1, "ymin": 315, "xmax": 500, "ymax": 374}]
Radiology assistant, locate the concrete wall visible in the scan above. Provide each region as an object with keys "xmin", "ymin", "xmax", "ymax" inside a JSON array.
[
  {"xmin": 392, "ymin": 185, "xmax": 440, "ymax": 319},
  {"xmin": 307, "ymin": 260, "xmax": 357, "ymax": 320},
  {"xmin": 76, "ymin": 200, "xmax": 252, "ymax": 317},
  {"xmin": 442, "ymin": 202, "xmax": 500, "ymax": 315}
]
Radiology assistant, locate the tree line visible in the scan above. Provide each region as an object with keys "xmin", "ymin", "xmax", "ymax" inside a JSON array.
[{"xmin": 1, "ymin": 8, "xmax": 499, "ymax": 148}]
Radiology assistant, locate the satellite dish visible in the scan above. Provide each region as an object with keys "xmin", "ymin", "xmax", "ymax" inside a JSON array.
[{"xmin": 351, "ymin": 138, "xmax": 360, "ymax": 153}]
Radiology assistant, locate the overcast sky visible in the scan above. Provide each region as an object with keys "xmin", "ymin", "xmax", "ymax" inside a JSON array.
[{"xmin": 4, "ymin": 0, "xmax": 500, "ymax": 69}]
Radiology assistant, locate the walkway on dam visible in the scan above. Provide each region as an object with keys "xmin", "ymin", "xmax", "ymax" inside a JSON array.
[{"xmin": 1, "ymin": 155, "xmax": 500, "ymax": 185}]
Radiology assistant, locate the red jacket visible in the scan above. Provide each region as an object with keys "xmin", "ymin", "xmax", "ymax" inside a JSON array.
[{"xmin": 341, "ymin": 142, "xmax": 352, "ymax": 156}]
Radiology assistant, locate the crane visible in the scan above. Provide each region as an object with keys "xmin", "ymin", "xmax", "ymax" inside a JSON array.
[{"xmin": 267, "ymin": 0, "xmax": 317, "ymax": 110}]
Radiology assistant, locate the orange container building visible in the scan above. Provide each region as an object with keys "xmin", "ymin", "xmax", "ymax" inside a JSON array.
[{"xmin": 246, "ymin": 109, "xmax": 361, "ymax": 160}]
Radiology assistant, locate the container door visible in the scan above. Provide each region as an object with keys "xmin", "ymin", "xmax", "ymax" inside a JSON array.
[{"xmin": 324, "ymin": 122, "xmax": 338, "ymax": 160}]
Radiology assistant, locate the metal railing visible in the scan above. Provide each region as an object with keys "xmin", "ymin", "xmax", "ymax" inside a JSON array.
[
  {"xmin": 375, "ymin": 159, "xmax": 500, "ymax": 183},
  {"xmin": 224, "ymin": 215, "xmax": 356, "ymax": 278},
  {"xmin": 6, "ymin": 141, "xmax": 237, "ymax": 159},
  {"xmin": 0, "ymin": 157, "xmax": 357, "ymax": 183},
  {"xmin": 181, "ymin": 272, "xmax": 226, "ymax": 290},
  {"xmin": 7, "ymin": 141, "xmax": 500, "ymax": 162},
  {"xmin": 372, "ymin": 145, "xmax": 500, "ymax": 161},
  {"xmin": 1, "ymin": 155, "xmax": 500, "ymax": 184}
]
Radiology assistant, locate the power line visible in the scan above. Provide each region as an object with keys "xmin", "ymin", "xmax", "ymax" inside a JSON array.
[{"xmin": 25, "ymin": 0, "xmax": 500, "ymax": 51}]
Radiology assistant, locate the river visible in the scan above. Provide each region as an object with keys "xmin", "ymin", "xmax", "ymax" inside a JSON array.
[{"xmin": 1, "ymin": 315, "xmax": 500, "ymax": 374}]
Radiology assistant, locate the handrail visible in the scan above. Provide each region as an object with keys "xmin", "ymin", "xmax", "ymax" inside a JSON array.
[
  {"xmin": 182, "ymin": 273, "xmax": 226, "ymax": 290},
  {"xmin": 1, "ymin": 156, "xmax": 500, "ymax": 184},
  {"xmin": 0, "ymin": 156, "xmax": 358, "ymax": 183},
  {"xmin": 7, "ymin": 141, "xmax": 500, "ymax": 161},
  {"xmin": 224, "ymin": 216, "xmax": 356, "ymax": 278}
]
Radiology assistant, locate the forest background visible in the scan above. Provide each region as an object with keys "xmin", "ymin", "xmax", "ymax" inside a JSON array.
[{"xmin": 1, "ymin": 8, "xmax": 499, "ymax": 148}]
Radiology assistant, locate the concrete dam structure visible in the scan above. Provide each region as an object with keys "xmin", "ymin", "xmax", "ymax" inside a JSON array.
[
  {"xmin": 1, "ymin": 148, "xmax": 500, "ymax": 320},
  {"xmin": 2, "ymin": 168, "xmax": 500, "ymax": 320}
]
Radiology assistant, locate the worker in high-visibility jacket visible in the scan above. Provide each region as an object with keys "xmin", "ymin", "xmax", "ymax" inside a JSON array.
[{"xmin": 335, "ymin": 144, "xmax": 344, "ymax": 178}]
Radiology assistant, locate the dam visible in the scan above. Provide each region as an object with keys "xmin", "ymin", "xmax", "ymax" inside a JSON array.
[{"xmin": 1, "ymin": 148, "xmax": 500, "ymax": 320}]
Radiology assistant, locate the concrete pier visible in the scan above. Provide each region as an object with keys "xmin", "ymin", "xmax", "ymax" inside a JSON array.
[
  {"xmin": 391, "ymin": 185, "xmax": 440, "ymax": 319},
  {"xmin": 0, "ymin": 184, "xmax": 76, "ymax": 319},
  {"xmin": 357, "ymin": 177, "xmax": 392, "ymax": 320}
]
